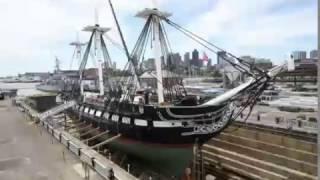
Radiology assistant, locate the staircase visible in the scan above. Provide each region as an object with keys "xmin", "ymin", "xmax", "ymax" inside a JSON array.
[{"xmin": 38, "ymin": 100, "xmax": 76, "ymax": 121}]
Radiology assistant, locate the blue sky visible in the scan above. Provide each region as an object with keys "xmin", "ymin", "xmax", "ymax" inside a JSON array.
[{"xmin": 0, "ymin": 0, "xmax": 317, "ymax": 76}]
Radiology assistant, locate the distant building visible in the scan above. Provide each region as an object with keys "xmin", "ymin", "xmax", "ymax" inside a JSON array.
[
  {"xmin": 112, "ymin": 62, "xmax": 117, "ymax": 70},
  {"xmin": 240, "ymin": 55, "xmax": 255, "ymax": 64},
  {"xmin": 294, "ymin": 58, "xmax": 317, "ymax": 70},
  {"xmin": 184, "ymin": 52, "xmax": 191, "ymax": 75},
  {"xmin": 240, "ymin": 55, "xmax": 273, "ymax": 70},
  {"xmin": 217, "ymin": 51, "xmax": 224, "ymax": 67},
  {"xmin": 168, "ymin": 53, "xmax": 182, "ymax": 67},
  {"xmin": 310, "ymin": 49, "xmax": 318, "ymax": 59},
  {"xmin": 143, "ymin": 58, "xmax": 155, "ymax": 71},
  {"xmin": 254, "ymin": 58, "xmax": 273, "ymax": 70},
  {"xmin": 192, "ymin": 49, "xmax": 199, "ymax": 61},
  {"xmin": 191, "ymin": 49, "xmax": 200, "ymax": 67},
  {"xmin": 23, "ymin": 72, "xmax": 51, "ymax": 81},
  {"xmin": 207, "ymin": 59, "xmax": 212, "ymax": 68},
  {"xmin": 292, "ymin": 51, "xmax": 307, "ymax": 60},
  {"xmin": 140, "ymin": 70, "xmax": 182, "ymax": 89},
  {"xmin": 184, "ymin": 52, "xmax": 190, "ymax": 63},
  {"xmin": 217, "ymin": 51, "xmax": 234, "ymax": 68},
  {"xmin": 83, "ymin": 68, "xmax": 98, "ymax": 80}
]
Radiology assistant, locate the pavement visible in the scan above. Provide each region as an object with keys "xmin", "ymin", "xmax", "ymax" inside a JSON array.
[{"xmin": 0, "ymin": 99, "xmax": 102, "ymax": 180}]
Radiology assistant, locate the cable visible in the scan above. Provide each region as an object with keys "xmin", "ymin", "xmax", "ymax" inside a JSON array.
[
  {"xmin": 108, "ymin": 0, "xmax": 141, "ymax": 86},
  {"xmin": 162, "ymin": 17, "xmax": 267, "ymax": 76},
  {"xmin": 160, "ymin": 16, "xmax": 264, "ymax": 77}
]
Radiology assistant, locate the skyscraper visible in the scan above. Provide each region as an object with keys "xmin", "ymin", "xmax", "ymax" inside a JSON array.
[
  {"xmin": 207, "ymin": 59, "xmax": 212, "ymax": 68},
  {"xmin": 292, "ymin": 51, "xmax": 307, "ymax": 60},
  {"xmin": 166, "ymin": 53, "xmax": 182, "ymax": 70},
  {"xmin": 172, "ymin": 53, "xmax": 182, "ymax": 65},
  {"xmin": 184, "ymin": 52, "xmax": 191, "ymax": 75},
  {"xmin": 143, "ymin": 58, "xmax": 155, "ymax": 70},
  {"xmin": 217, "ymin": 51, "xmax": 227, "ymax": 67},
  {"xmin": 310, "ymin": 49, "xmax": 318, "ymax": 59},
  {"xmin": 184, "ymin": 52, "xmax": 190, "ymax": 63},
  {"xmin": 192, "ymin": 49, "xmax": 199, "ymax": 66},
  {"xmin": 112, "ymin": 62, "xmax": 117, "ymax": 70}
]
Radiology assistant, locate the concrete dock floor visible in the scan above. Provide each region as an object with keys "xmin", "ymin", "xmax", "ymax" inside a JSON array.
[{"xmin": 0, "ymin": 99, "xmax": 102, "ymax": 180}]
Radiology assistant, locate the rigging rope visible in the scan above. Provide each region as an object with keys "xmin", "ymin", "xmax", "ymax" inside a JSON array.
[
  {"xmin": 108, "ymin": 0, "xmax": 141, "ymax": 87},
  {"xmin": 161, "ymin": 17, "xmax": 267, "ymax": 77}
]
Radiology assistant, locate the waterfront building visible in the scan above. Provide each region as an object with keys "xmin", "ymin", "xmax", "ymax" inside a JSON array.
[
  {"xmin": 240, "ymin": 56, "xmax": 273, "ymax": 70},
  {"xmin": 292, "ymin": 51, "xmax": 307, "ymax": 60},
  {"xmin": 310, "ymin": 49, "xmax": 318, "ymax": 59}
]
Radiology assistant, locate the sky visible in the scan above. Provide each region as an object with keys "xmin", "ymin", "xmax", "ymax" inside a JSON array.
[{"xmin": 0, "ymin": 0, "xmax": 317, "ymax": 76}]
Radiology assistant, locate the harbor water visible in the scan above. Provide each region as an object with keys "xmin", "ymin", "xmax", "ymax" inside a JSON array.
[{"xmin": 0, "ymin": 82, "xmax": 46, "ymax": 96}]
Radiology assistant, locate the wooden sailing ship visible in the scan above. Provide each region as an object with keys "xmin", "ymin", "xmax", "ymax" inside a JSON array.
[{"xmin": 66, "ymin": 0, "xmax": 294, "ymax": 144}]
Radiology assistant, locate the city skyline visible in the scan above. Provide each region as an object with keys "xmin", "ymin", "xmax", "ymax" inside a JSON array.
[{"xmin": 0, "ymin": 0, "xmax": 316, "ymax": 76}]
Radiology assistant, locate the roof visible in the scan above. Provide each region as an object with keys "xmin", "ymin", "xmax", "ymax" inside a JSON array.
[{"xmin": 268, "ymin": 96, "xmax": 317, "ymax": 110}]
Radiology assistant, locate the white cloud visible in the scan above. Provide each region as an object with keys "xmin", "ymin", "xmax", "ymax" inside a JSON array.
[
  {"xmin": 185, "ymin": 0, "xmax": 316, "ymax": 50},
  {"xmin": 0, "ymin": 0, "xmax": 156, "ymax": 75},
  {"xmin": 0, "ymin": 0, "xmax": 316, "ymax": 75}
]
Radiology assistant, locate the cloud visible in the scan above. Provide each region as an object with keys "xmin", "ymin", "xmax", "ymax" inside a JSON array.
[
  {"xmin": 182, "ymin": 0, "xmax": 316, "ymax": 56},
  {"xmin": 0, "ymin": 0, "xmax": 316, "ymax": 76},
  {"xmin": 0, "ymin": 0, "xmax": 143, "ymax": 75}
]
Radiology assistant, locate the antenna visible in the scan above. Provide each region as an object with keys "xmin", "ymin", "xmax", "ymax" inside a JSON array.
[
  {"xmin": 76, "ymin": 32, "xmax": 80, "ymax": 42},
  {"xmin": 55, "ymin": 56, "xmax": 60, "ymax": 72},
  {"xmin": 151, "ymin": 0, "xmax": 158, "ymax": 8},
  {"xmin": 94, "ymin": 6, "xmax": 99, "ymax": 25},
  {"xmin": 108, "ymin": 0, "xmax": 141, "ymax": 89}
]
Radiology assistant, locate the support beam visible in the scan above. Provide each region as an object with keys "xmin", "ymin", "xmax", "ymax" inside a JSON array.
[
  {"xmin": 79, "ymin": 127, "xmax": 100, "ymax": 138},
  {"xmin": 69, "ymin": 124, "xmax": 92, "ymax": 134},
  {"xmin": 91, "ymin": 134, "xmax": 121, "ymax": 149},
  {"xmin": 65, "ymin": 122, "xmax": 86, "ymax": 131},
  {"xmin": 82, "ymin": 131, "xmax": 109, "ymax": 144}
]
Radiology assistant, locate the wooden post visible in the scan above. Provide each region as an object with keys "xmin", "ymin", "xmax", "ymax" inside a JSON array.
[{"xmin": 193, "ymin": 140, "xmax": 197, "ymax": 180}]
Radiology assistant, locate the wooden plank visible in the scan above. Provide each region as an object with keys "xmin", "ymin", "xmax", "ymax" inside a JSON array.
[
  {"xmin": 82, "ymin": 131, "xmax": 109, "ymax": 144},
  {"xmin": 91, "ymin": 134, "xmax": 121, "ymax": 149}
]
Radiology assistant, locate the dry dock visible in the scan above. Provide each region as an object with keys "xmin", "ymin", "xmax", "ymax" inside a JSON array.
[
  {"xmin": 2, "ymin": 96, "xmax": 318, "ymax": 180},
  {"xmin": 197, "ymin": 123, "xmax": 317, "ymax": 180}
]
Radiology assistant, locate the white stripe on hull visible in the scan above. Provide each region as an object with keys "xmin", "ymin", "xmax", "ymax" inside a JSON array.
[
  {"xmin": 122, "ymin": 117, "xmax": 130, "ymax": 124},
  {"xmin": 134, "ymin": 119, "xmax": 147, "ymax": 126},
  {"xmin": 95, "ymin": 110, "xmax": 102, "ymax": 117},
  {"xmin": 153, "ymin": 121, "xmax": 182, "ymax": 128},
  {"xmin": 111, "ymin": 115, "xmax": 119, "ymax": 122},
  {"xmin": 89, "ymin": 109, "xmax": 95, "ymax": 115}
]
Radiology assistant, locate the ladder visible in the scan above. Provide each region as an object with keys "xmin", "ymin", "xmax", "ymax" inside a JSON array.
[{"xmin": 38, "ymin": 100, "xmax": 77, "ymax": 121}]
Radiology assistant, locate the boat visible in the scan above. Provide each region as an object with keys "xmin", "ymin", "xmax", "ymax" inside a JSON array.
[
  {"xmin": 36, "ymin": 40, "xmax": 93, "ymax": 93},
  {"xmin": 66, "ymin": 0, "xmax": 295, "ymax": 145}
]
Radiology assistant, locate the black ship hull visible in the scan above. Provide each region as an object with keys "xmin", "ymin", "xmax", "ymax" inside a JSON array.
[{"xmin": 69, "ymin": 101, "xmax": 232, "ymax": 144}]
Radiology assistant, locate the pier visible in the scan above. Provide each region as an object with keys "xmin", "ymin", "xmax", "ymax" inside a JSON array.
[
  {"xmin": 0, "ymin": 99, "xmax": 98, "ymax": 180},
  {"xmin": 13, "ymin": 98, "xmax": 137, "ymax": 180}
]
